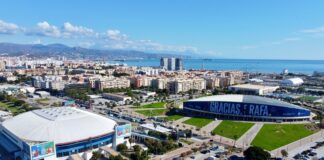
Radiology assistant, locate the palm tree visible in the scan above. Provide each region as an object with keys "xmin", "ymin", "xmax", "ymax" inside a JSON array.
[
  {"xmin": 281, "ymin": 149, "xmax": 288, "ymax": 159},
  {"xmin": 153, "ymin": 122, "xmax": 158, "ymax": 130}
]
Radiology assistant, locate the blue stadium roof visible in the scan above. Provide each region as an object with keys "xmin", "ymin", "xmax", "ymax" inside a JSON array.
[{"xmin": 188, "ymin": 94, "xmax": 308, "ymax": 110}]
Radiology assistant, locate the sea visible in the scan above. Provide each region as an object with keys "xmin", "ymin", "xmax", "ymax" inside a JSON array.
[{"xmin": 107, "ymin": 59, "xmax": 324, "ymax": 74}]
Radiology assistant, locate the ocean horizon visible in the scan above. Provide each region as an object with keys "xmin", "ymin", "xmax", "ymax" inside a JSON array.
[{"xmin": 107, "ymin": 58, "xmax": 324, "ymax": 74}]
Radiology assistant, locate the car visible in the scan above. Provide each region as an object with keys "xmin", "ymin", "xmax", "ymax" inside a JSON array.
[
  {"xmin": 308, "ymin": 152, "xmax": 317, "ymax": 156},
  {"xmin": 200, "ymin": 150, "xmax": 210, "ymax": 154},
  {"xmin": 293, "ymin": 154, "xmax": 302, "ymax": 159}
]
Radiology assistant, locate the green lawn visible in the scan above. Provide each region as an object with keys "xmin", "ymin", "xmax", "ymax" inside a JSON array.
[
  {"xmin": 211, "ymin": 120, "xmax": 254, "ymax": 140},
  {"xmin": 179, "ymin": 138, "xmax": 194, "ymax": 145},
  {"xmin": 183, "ymin": 117, "xmax": 213, "ymax": 128},
  {"xmin": 251, "ymin": 124, "xmax": 317, "ymax": 151},
  {"xmin": 0, "ymin": 101, "xmax": 24, "ymax": 114},
  {"xmin": 135, "ymin": 109, "xmax": 167, "ymax": 117},
  {"xmin": 164, "ymin": 115, "xmax": 184, "ymax": 121},
  {"xmin": 36, "ymin": 98, "xmax": 50, "ymax": 105},
  {"xmin": 299, "ymin": 96, "xmax": 319, "ymax": 102},
  {"xmin": 137, "ymin": 102, "xmax": 166, "ymax": 109}
]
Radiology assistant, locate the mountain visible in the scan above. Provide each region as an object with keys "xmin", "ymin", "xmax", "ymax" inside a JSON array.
[{"xmin": 0, "ymin": 43, "xmax": 187, "ymax": 60}]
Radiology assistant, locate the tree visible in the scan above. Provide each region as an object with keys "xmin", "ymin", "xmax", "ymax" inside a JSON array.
[
  {"xmin": 243, "ymin": 146, "xmax": 271, "ymax": 160},
  {"xmin": 116, "ymin": 144, "xmax": 128, "ymax": 153},
  {"xmin": 281, "ymin": 149, "xmax": 288, "ymax": 158},
  {"xmin": 133, "ymin": 145, "xmax": 141, "ymax": 153},
  {"xmin": 128, "ymin": 137, "xmax": 134, "ymax": 146},
  {"xmin": 109, "ymin": 155, "xmax": 125, "ymax": 160},
  {"xmin": 90, "ymin": 151, "xmax": 103, "ymax": 160}
]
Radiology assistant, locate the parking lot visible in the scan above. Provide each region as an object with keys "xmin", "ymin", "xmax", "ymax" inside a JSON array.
[{"xmin": 288, "ymin": 138, "xmax": 324, "ymax": 159}]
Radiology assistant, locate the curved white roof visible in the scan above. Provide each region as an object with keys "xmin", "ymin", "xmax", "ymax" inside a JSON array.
[
  {"xmin": 2, "ymin": 107, "xmax": 116, "ymax": 144},
  {"xmin": 188, "ymin": 94, "xmax": 308, "ymax": 110},
  {"xmin": 281, "ymin": 77, "xmax": 304, "ymax": 85}
]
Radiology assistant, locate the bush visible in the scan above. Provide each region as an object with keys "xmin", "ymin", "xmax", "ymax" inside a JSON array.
[
  {"xmin": 243, "ymin": 146, "xmax": 271, "ymax": 160},
  {"xmin": 148, "ymin": 130, "xmax": 167, "ymax": 139},
  {"xmin": 117, "ymin": 144, "xmax": 128, "ymax": 153}
]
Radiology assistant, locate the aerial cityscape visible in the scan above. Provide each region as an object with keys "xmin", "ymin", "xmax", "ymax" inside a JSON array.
[{"xmin": 0, "ymin": 1, "xmax": 324, "ymax": 160}]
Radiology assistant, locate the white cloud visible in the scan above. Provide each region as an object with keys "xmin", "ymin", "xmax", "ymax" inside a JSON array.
[
  {"xmin": 13, "ymin": 20, "xmax": 204, "ymax": 54},
  {"xmin": 0, "ymin": 20, "xmax": 21, "ymax": 34},
  {"xmin": 31, "ymin": 39, "xmax": 42, "ymax": 44},
  {"xmin": 102, "ymin": 29, "xmax": 127, "ymax": 40},
  {"xmin": 242, "ymin": 37, "xmax": 301, "ymax": 50},
  {"xmin": 62, "ymin": 22, "xmax": 94, "ymax": 37},
  {"xmin": 302, "ymin": 26, "xmax": 324, "ymax": 36},
  {"xmin": 27, "ymin": 21, "xmax": 61, "ymax": 37},
  {"xmin": 78, "ymin": 41, "xmax": 95, "ymax": 48},
  {"xmin": 283, "ymin": 37, "xmax": 301, "ymax": 41}
]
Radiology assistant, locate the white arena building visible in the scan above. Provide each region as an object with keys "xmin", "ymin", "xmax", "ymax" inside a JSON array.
[
  {"xmin": 0, "ymin": 107, "xmax": 131, "ymax": 160},
  {"xmin": 280, "ymin": 77, "xmax": 304, "ymax": 87}
]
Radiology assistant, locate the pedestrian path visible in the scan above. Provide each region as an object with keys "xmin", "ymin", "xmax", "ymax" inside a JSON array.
[
  {"xmin": 174, "ymin": 117, "xmax": 191, "ymax": 123},
  {"xmin": 236, "ymin": 122, "xmax": 264, "ymax": 148},
  {"xmin": 201, "ymin": 120, "xmax": 222, "ymax": 133},
  {"xmin": 271, "ymin": 130, "xmax": 324, "ymax": 157}
]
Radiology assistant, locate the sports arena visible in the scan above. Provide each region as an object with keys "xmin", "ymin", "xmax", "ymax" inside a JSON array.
[
  {"xmin": 0, "ymin": 107, "xmax": 131, "ymax": 160},
  {"xmin": 183, "ymin": 95, "xmax": 311, "ymax": 122}
]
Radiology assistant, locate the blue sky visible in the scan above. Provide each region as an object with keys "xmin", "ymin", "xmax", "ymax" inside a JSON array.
[{"xmin": 0, "ymin": 0, "xmax": 324, "ymax": 59}]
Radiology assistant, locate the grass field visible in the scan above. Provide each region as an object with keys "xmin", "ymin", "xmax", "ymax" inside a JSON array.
[
  {"xmin": 0, "ymin": 101, "xmax": 24, "ymax": 114},
  {"xmin": 179, "ymin": 138, "xmax": 194, "ymax": 145},
  {"xmin": 35, "ymin": 98, "xmax": 50, "ymax": 105},
  {"xmin": 251, "ymin": 124, "xmax": 317, "ymax": 151},
  {"xmin": 135, "ymin": 109, "xmax": 167, "ymax": 117},
  {"xmin": 137, "ymin": 102, "xmax": 166, "ymax": 109},
  {"xmin": 299, "ymin": 96, "xmax": 319, "ymax": 102},
  {"xmin": 211, "ymin": 120, "xmax": 254, "ymax": 140},
  {"xmin": 164, "ymin": 115, "xmax": 184, "ymax": 121},
  {"xmin": 183, "ymin": 117, "xmax": 213, "ymax": 128}
]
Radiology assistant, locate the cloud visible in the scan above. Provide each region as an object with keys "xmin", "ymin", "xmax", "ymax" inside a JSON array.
[
  {"xmin": 0, "ymin": 20, "xmax": 21, "ymax": 34},
  {"xmin": 11, "ymin": 20, "xmax": 204, "ymax": 54},
  {"xmin": 31, "ymin": 39, "xmax": 42, "ymax": 44},
  {"xmin": 283, "ymin": 37, "xmax": 301, "ymax": 41},
  {"xmin": 62, "ymin": 22, "xmax": 94, "ymax": 37},
  {"xmin": 302, "ymin": 26, "xmax": 324, "ymax": 36},
  {"xmin": 78, "ymin": 41, "xmax": 95, "ymax": 48},
  {"xmin": 242, "ymin": 37, "xmax": 301, "ymax": 50},
  {"xmin": 102, "ymin": 29, "xmax": 127, "ymax": 40},
  {"xmin": 26, "ymin": 21, "xmax": 61, "ymax": 37}
]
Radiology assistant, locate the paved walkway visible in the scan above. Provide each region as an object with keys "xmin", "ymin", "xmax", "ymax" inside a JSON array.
[
  {"xmin": 201, "ymin": 120, "xmax": 222, "ymax": 133},
  {"xmin": 287, "ymin": 137, "xmax": 324, "ymax": 159},
  {"xmin": 152, "ymin": 141, "xmax": 203, "ymax": 160},
  {"xmin": 174, "ymin": 117, "xmax": 191, "ymax": 123},
  {"xmin": 236, "ymin": 122, "xmax": 264, "ymax": 149},
  {"xmin": 271, "ymin": 129, "xmax": 324, "ymax": 157}
]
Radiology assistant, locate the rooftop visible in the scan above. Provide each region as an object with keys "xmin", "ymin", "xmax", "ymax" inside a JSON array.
[
  {"xmin": 187, "ymin": 94, "xmax": 308, "ymax": 110},
  {"xmin": 2, "ymin": 107, "xmax": 117, "ymax": 144},
  {"xmin": 229, "ymin": 84, "xmax": 279, "ymax": 90}
]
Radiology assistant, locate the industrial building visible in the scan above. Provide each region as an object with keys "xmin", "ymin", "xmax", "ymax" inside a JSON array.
[{"xmin": 228, "ymin": 84, "xmax": 279, "ymax": 95}]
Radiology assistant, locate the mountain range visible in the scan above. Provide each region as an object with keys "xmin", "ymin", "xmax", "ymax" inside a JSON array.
[{"xmin": 0, "ymin": 43, "xmax": 187, "ymax": 60}]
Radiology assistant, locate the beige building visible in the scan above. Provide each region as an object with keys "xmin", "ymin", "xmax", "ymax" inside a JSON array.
[
  {"xmin": 205, "ymin": 76, "xmax": 234, "ymax": 89},
  {"xmin": 95, "ymin": 77, "xmax": 130, "ymax": 90},
  {"xmin": 228, "ymin": 84, "xmax": 279, "ymax": 95},
  {"xmin": 169, "ymin": 78, "xmax": 206, "ymax": 93}
]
